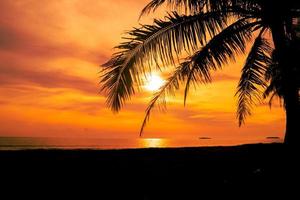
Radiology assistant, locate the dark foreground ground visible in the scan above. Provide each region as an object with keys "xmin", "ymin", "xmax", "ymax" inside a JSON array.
[{"xmin": 0, "ymin": 143, "xmax": 299, "ymax": 199}]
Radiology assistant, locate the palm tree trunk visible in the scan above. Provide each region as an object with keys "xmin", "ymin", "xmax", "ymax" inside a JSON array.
[
  {"xmin": 284, "ymin": 85, "xmax": 300, "ymax": 145},
  {"xmin": 270, "ymin": 21, "xmax": 300, "ymax": 146},
  {"xmin": 283, "ymin": 39, "xmax": 300, "ymax": 146}
]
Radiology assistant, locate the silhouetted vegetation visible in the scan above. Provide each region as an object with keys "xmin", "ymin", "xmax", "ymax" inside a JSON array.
[{"xmin": 101, "ymin": 1, "xmax": 299, "ymax": 144}]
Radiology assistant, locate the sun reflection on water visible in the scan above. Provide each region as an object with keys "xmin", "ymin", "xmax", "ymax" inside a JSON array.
[{"xmin": 142, "ymin": 138, "xmax": 167, "ymax": 148}]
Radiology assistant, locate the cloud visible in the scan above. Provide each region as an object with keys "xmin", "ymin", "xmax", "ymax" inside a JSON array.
[
  {"xmin": 0, "ymin": 24, "xmax": 108, "ymax": 63},
  {"xmin": 0, "ymin": 64, "xmax": 97, "ymax": 94}
]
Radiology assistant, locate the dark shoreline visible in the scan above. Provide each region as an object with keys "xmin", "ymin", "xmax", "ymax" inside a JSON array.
[{"xmin": 0, "ymin": 143, "xmax": 297, "ymax": 199}]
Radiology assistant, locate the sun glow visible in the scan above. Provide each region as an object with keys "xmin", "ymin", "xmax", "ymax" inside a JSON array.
[{"xmin": 144, "ymin": 74, "xmax": 165, "ymax": 92}]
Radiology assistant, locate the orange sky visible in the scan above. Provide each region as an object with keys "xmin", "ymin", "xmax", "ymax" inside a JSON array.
[{"xmin": 0, "ymin": 0, "xmax": 285, "ymax": 142}]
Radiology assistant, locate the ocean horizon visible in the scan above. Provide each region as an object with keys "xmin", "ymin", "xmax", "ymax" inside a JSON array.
[{"xmin": 0, "ymin": 136, "xmax": 282, "ymax": 150}]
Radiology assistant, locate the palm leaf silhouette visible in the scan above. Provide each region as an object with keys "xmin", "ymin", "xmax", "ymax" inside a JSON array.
[
  {"xmin": 101, "ymin": 0, "xmax": 300, "ymax": 143},
  {"xmin": 236, "ymin": 29, "xmax": 272, "ymax": 126},
  {"xmin": 101, "ymin": 11, "xmax": 228, "ymax": 112}
]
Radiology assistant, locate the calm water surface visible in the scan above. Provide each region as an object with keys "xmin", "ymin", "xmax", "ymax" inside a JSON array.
[{"xmin": 0, "ymin": 137, "xmax": 282, "ymax": 150}]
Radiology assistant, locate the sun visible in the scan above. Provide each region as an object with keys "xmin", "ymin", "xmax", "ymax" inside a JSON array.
[{"xmin": 144, "ymin": 73, "xmax": 165, "ymax": 92}]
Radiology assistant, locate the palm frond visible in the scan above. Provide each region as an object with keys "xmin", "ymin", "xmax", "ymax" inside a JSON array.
[
  {"xmin": 140, "ymin": 0, "xmax": 260, "ymax": 17},
  {"xmin": 263, "ymin": 51, "xmax": 284, "ymax": 107},
  {"xmin": 183, "ymin": 18, "xmax": 259, "ymax": 104},
  {"xmin": 140, "ymin": 61, "xmax": 203, "ymax": 135},
  {"xmin": 101, "ymin": 11, "xmax": 228, "ymax": 112},
  {"xmin": 140, "ymin": 0, "xmax": 204, "ymax": 17},
  {"xmin": 140, "ymin": 18, "xmax": 261, "ymax": 134},
  {"xmin": 236, "ymin": 29, "xmax": 272, "ymax": 126}
]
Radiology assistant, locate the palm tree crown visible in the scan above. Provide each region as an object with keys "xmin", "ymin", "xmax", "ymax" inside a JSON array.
[{"xmin": 101, "ymin": 0, "xmax": 300, "ymax": 136}]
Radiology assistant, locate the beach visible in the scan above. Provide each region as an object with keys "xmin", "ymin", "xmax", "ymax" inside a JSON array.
[{"xmin": 0, "ymin": 143, "xmax": 297, "ymax": 199}]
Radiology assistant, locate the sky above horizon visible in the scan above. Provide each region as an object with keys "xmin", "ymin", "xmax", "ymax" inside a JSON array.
[{"xmin": 0, "ymin": 0, "xmax": 285, "ymax": 142}]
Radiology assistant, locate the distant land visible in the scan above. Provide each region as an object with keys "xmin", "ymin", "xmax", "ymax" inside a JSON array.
[
  {"xmin": 266, "ymin": 136, "xmax": 280, "ymax": 139},
  {"xmin": 199, "ymin": 137, "xmax": 212, "ymax": 140}
]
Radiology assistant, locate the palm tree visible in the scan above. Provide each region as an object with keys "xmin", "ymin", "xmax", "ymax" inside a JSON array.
[{"xmin": 100, "ymin": 0, "xmax": 300, "ymax": 145}]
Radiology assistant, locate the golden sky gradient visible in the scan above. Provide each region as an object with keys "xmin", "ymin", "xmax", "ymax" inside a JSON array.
[{"xmin": 0, "ymin": 0, "xmax": 285, "ymax": 142}]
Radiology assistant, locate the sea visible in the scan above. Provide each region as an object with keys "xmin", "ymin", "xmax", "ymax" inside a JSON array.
[{"xmin": 0, "ymin": 136, "xmax": 283, "ymax": 150}]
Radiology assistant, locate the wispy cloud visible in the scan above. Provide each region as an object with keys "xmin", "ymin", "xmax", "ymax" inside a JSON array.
[{"xmin": 0, "ymin": 64, "xmax": 97, "ymax": 94}]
